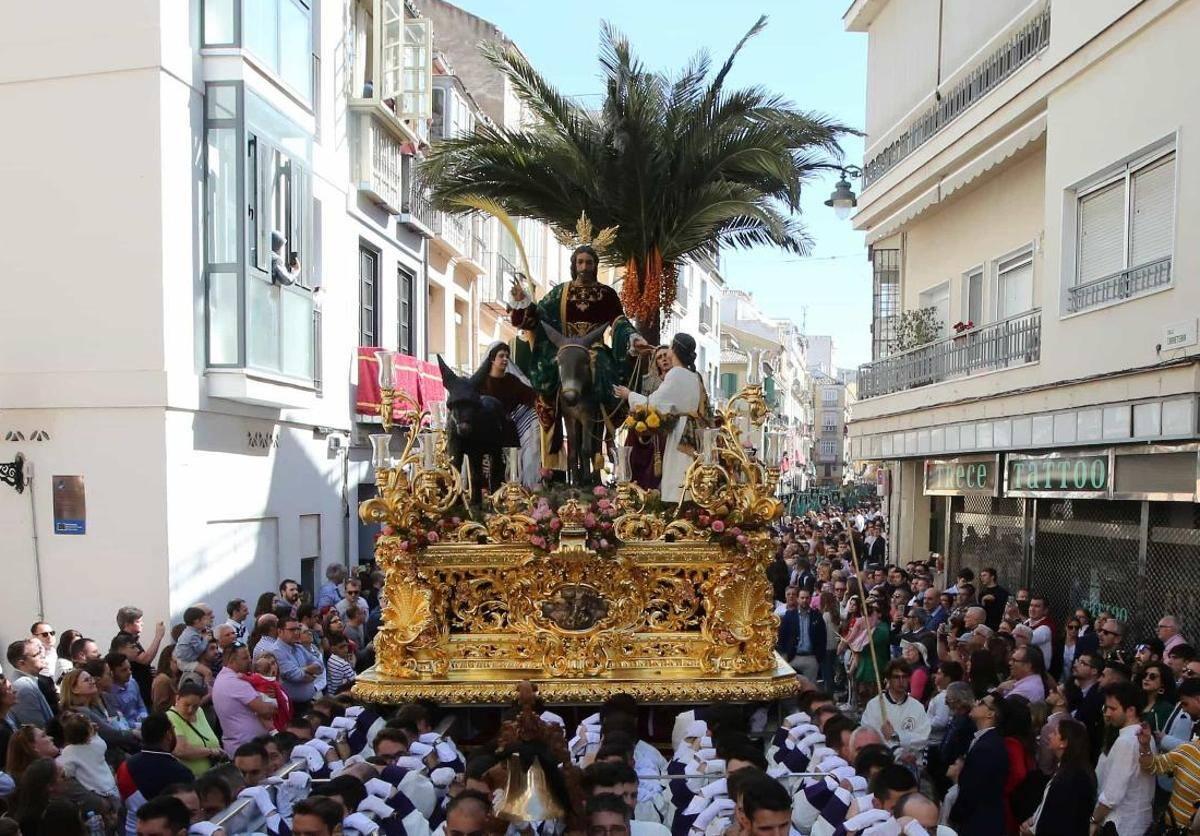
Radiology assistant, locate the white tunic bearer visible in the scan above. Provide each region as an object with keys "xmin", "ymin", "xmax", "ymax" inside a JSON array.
[{"xmin": 626, "ymin": 366, "xmax": 703, "ymax": 503}]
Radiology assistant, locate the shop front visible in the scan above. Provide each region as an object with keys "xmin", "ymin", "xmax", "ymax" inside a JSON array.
[{"xmin": 928, "ymin": 445, "xmax": 1200, "ymax": 640}]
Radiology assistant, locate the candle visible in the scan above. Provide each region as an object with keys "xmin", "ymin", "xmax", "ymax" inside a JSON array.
[
  {"xmin": 461, "ymin": 453, "xmax": 472, "ymax": 499},
  {"xmin": 430, "ymin": 402, "xmax": 447, "ymax": 430},
  {"xmin": 615, "ymin": 446, "xmax": 631, "ymax": 481},
  {"xmin": 369, "ymin": 434, "xmax": 392, "ymax": 469},
  {"xmin": 506, "ymin": 447, "xmax": 521, "ymax": 483},
  {"xmin": 701, "ymin": 428, "xmax": 720, "ymax": 464},
  {"xmin": 421, "ymin": 432, "xmax": 437, "ymax": 469}
]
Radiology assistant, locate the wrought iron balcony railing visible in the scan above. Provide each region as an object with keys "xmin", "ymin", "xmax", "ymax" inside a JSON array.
[
  {"xmin": 1067, "ymin": 257, "xmax": 1171, "ymax": 313},
  {"xmin": 862, "ymin": 3, "xmax": 1051, "ymax": 188},
  {"xmin": 856, "ymin": 309, "xmax": 1041, "ymax": 399}
]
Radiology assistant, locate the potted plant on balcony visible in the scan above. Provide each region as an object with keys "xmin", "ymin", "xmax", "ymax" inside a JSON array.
[{"xmin": 894, "ymin": 307, "xmax": 942, "ymax": 388}]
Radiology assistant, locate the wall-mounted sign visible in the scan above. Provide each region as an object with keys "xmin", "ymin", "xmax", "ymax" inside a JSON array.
[
  {"xmin": 52, "ymin": 475, "xmax": 86, "ymax": 534},
  {"xmin": 923, "ymin": 455, "xmax": 1000, "ymax": 496},
  {"xmin": 1005, "ymin": 452, "xmax": 1110, "ymax": 497}
]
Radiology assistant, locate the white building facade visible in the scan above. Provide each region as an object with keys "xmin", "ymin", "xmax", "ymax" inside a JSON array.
[
  {"xmin": 845, "ymin": 0, "xmax": 1200, "ymax": 639},
  {"xmin": 0, "ymin": 0, "xmax": 569, "ymax": 649},
  {"xmin": 720, "ymin": 291, "xmax": 816, "ymax": 494}
]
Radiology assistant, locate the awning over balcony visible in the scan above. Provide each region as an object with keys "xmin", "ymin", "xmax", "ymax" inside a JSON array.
[
  {"xmin": 355, "ymin": 348, "xmax": 445, "ymax": 422},
  {"xmin": 865, "ymin": 113, "xmax": 1047, "ymax": 246}
]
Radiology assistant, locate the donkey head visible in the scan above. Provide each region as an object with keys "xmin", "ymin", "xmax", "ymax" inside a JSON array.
[
  {"xmin": 438, "ymin": 355, "xmax": 487, "ymax": 436},
  {"xmin": 541, "ymin": 322, "xmax": 608, "ymax": 407}
]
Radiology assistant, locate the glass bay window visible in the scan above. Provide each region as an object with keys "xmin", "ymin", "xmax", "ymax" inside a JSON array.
[{"xmin": 205, "ymin": 83, "xmax": 317, "ymax": 383}]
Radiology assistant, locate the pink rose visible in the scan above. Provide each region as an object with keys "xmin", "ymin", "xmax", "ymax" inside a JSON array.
[
  {"xmin": 549, "ymin": 518, "xmax": 562, "ymax": 532},
  {"xmin": 599, "ymin": 539, "xmax": 610, "ymax": 549},
  {"xmin": 711, "ymin": 519, "xmax": 726, "ymax": 533},
  {"xmin": 601, "ymin": 521, "xmax": 612, "ymax": 531},
  {"xmin": 597, "ymin": 499, "xmax": 613, "ymax": 512},
  {"xmin": 531, "ymin": 536, "xmax": 547, "ymax": 550},
  {"xmin": 593, "ymin": 485, "xmax": 608, "ymax": 497},
  {"xmin": 426, "ymin": 531, "xmax": 439, "ymax": 544},
  {"xmin": 698, "ymin": 515, "xmax": 711, "ymax": 527},
  {"xmin": 382, "ymin": 525, "xmax": 395, "ymax": 536},
  {"xmin": 451, "ymin": 516, "xmax": 462, "ymax": 525},
  {"xmin": 730, "ymin": 527, "xmax": 742, "ymax": 537},
  {"xmin": 736, "ymin": 534, "xmax": 749, "ymax": 545},
  {"xmin": 584, "ymin": 513, "xmax": 597, "ymax": 528},
  {"xmin": 399, "ymin": 540, "xmax": 410, "ymax": 552}
]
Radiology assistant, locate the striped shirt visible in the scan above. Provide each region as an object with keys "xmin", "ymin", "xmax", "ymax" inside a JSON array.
[
  {"xmin": 1146, "ymin": 739, "xmax": 1200, "ymax": 827},
  {"xmin": 326, "ymin": 653, "xmax": 356, "ymax": 695}
]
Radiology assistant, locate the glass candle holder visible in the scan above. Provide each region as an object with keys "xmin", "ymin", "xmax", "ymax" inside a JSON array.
[{"xmin": 370, "ymin": 434, "xmax": 392, "ymax": 469}]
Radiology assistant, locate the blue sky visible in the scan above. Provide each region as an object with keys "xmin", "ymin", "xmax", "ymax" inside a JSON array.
[{"xmin": 448, "ymin": 0, "xmax": 871, "ymax": 368}]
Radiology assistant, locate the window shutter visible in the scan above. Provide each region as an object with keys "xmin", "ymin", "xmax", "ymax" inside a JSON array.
[
  {"xmin": 997, "ymin": 251, "xmax": 1033, "ymax": 319},
  {"xmin": 378, "ymin": 0, "xmax": 404, "ymax": 102},
  {"xmin": 1077, "ymin": 180, "xmax": 1125, "ymax": 285},
  {"xmin": 1130, "ymin": 154, "xmax": 1174, "ymax": 267}
]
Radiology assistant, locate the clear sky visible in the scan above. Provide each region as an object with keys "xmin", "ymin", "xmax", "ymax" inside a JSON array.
[{"xmin": 446, "ymin": 0, "xmax": 871, "ymax": 369}]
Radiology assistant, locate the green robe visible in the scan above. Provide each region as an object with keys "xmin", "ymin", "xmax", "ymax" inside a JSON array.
[{"xmin": 511, "ymin": 279, "xmax": 641, "ymax": 426}]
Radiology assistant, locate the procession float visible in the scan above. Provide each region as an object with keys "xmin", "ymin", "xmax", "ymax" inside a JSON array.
[{"xmin": 352, "ymin": 356, "xmax": 794, "ymax": 706}]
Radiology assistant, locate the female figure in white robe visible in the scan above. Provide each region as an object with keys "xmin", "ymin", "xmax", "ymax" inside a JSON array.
[{"xmin": 614, "ymin": 333, "xmax": 707, "ymax": 503}]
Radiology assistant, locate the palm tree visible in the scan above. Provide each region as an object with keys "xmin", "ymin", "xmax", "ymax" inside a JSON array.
[{"xmin": 422, "ymin": 16, "xmax": 854, "ymax": 341}]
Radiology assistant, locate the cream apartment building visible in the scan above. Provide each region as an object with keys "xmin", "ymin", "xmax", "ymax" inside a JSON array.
[{"xmin": 845, "ymin": 0, "xmax": 1200, "ymax": 638}]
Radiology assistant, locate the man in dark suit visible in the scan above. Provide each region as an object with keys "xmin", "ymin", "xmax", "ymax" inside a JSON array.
[
  {"xmin": 864, "ymin": 522, "xmax": 887, "ymax": 567},
  {"xmin": 1065, "ymin": 652, "xmax": 1106, "ymax": 762},
  {"xmin": 949, "ymin": 693, "xmax": 1009, "ymax": 836},
  {"xmin": 776, "ymin": 587, "xmax": 826, "ymax": 684}
]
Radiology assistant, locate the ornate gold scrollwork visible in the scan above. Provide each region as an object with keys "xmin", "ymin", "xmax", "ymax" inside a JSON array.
[{"xmin": 357, "ymin": 383, "xmax": 794, "ymax": 704}]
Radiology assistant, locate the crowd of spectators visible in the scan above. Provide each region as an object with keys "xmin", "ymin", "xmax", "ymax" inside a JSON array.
[{"xmin": 1, "ymin": 506, "xmax": 1198, "ymax": 836}]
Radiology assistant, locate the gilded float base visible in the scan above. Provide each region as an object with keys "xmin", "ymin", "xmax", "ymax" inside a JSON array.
[{"xmin": 352, "ymin": 654, "xmax": 800, "ymax": 705}]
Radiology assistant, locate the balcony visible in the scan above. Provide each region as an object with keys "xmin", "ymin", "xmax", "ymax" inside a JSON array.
[
  {"xmin": 856, "ymin": 309, "xmax": 1041, "ymax": 399},
  {"xmin": 1067, "ymin": 257, "xmax": 1171, "ymax": 314},
  {"xmin": 400, "ymin": 187, "xmax": 436, "ymax": 237},
  {"xmin": 698, "ymin": 301, "xmax": 714, "ymax": 333},
  {"xmin": 431, "ymin": 211, "xmax": 473, "ymax": 258},
  {"xmin": 863, "ymin": 3, "xmax": 1050, "ymax": 188},
  {"xmin": 480, "ymin": 252, "xmax": 517, "ymax": 313},
  {"xmin": 352, "ymin": 108, "xmax": 404, "ymax": 214}
]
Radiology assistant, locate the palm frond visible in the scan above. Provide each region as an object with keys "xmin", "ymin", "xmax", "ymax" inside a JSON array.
[{"xmin": 423, "ymin": 13, "xmax": 855, "ymax": 327}]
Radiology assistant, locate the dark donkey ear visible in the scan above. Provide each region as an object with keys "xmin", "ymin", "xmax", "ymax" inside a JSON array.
[
  {"xmin": 437, "ymin": 355, "xmax": 460, "ymax": 388},
  {"xmin": 540, "ymin": 321, "xmax": 566, "ymax": 348}
]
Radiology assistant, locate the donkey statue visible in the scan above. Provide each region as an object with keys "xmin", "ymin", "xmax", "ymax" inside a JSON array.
[
  {"xmin": 539, "ymin": 322, "xmax": 610, "ymax": 486},
  {"xmin": 437, "ymin": 356, "xmax": 512, "ymax": 504}
]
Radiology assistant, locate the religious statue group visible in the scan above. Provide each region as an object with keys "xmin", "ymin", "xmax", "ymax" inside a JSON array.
[{"xmin": 438, "ymin": 244, "xmax": 713, "ymax": 504}]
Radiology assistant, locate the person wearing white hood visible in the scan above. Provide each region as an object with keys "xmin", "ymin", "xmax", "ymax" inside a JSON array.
[{"xmin": 476, "ymin": 342, "xmax": 542, "ymax": 489}]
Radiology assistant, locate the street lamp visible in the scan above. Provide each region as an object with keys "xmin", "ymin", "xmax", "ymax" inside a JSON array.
[{"xmin": 824, "ymin": 166, "xmax": 862, "ymax": 220}]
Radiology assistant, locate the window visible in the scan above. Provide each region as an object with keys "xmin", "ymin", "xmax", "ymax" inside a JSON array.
[
  {"xmin": 918, "ymin": 282, "xmax": 951, "ymax": 339},
  {"xmin": 996, "ymin": 248, "xmax": 1033, "ymax": 320},
  {"xmin": 204, "ymin": 83, "xmax": 316, "ymax": 382},
  {"xmin": 1076, "ymin": 150, "xmax": 1175, "ymax": 288},
  {"xmin": 822, "ymin": 411, "xmax": 837, "ymax": 433},
  {"xmin": 236, "ymin": 0, "xmax": 313, "ymax": 101},
  {"xmin": 824, "ymin": 464, "xmax": 833, "ymax": 479},
  {"xmin": 397, "ymin": 266, "xmax": 414, "ymax": 355},
  {"xmin": 870, "ymin": 248, "xmax": 900, "ymax": 360},
  {"xmin": 720, "ymin": 373, "xmax": 738, "ymax": 400},
  {"xmin": 963, "ymin": 267, "xmax": 983, "ymax": 325},
  {"xmin": 821, "ymin": 440, "xmax": 837, "ymax": 459},
  {"xmin": 821, "ymin": 387, "xmax": 838, "ymax": 405},
  {"xmin": 360, "ymin": 246, "xmax": 380, "ymax": 347}
]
